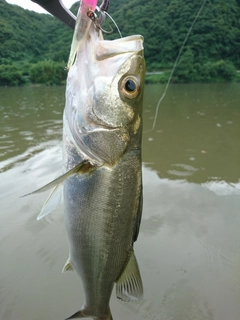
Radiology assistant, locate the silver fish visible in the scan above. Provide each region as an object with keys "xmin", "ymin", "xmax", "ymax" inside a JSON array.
[{"xmin": 31, "ymin": 15, "xmax": 145, "ymax": 320}]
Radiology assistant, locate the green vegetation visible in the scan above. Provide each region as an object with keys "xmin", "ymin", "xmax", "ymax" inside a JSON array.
[
  {"xmin": 0, "ymin": 64, "xmax": 27, "ymax": 86},
  {"xmin": 29, "ymin": 60, "xmax": 66, "ymax": 85},
  {"xmin": 145, "ymin": 72, "xmax": 171, "ymax": 84},
  {"xmin": 1, "ymin": 0, "xmax": 240, "ymax": 85},
  {"xmin": 0, "ymin": 0, "xmax": 76, "ymax": 86}
]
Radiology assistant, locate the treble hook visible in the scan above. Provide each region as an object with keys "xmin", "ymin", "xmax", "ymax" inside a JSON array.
[
  {"xmin": 87, "ymin": 4, "xmax": 113, "ymax": 34},
  {"xmin": 98, "ymin": 0, "xmax": 110, "ymax": 26},
  {"xmin": 100, "ymin": 0, "xmax": 110, "ymax": 12}
]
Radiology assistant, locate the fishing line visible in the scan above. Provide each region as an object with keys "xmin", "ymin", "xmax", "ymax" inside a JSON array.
[
  {"xmin": 105, "ymin": 11, "xmax": 123, "ymax": 38},
  {"xmin": 145, "ymin": 0, "xmax": 208, "ymax": 133}
]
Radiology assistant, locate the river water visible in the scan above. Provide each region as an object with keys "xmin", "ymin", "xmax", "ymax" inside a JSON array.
[{"xmin": 0, "ymin": 84, "xmax": 240, "ymax": 320}]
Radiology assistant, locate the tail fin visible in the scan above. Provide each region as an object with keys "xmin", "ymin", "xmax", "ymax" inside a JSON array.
[{"xmin": 65, "ymin": 309, "xmax": 113, "ymax": 320}]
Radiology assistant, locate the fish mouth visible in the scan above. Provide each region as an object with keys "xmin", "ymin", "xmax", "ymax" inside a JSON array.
[{"xmin": 96, "ymin": 35, "xmax": 144, "ymax": 61}]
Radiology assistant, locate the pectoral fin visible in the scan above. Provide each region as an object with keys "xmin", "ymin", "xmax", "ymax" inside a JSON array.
[
  {"xmin": 116, "ymin": 251, "xmax": 143, "ymax": 302},
  {"xmin": 22, "ymin": 160, "xmax": 94, "ymax": 197},
  {"xmin": 37, "ymin": 184, "xmax": 63, "ymax": 220}
]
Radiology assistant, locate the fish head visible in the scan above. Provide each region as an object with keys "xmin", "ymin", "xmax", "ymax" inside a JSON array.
[
  {"xmin": 91, "ymin": 35, "xmax": 145, "ymax": 128},
  {"xmin": 65, "ymin": 24, "xmax": 145, "ymax": 164}
]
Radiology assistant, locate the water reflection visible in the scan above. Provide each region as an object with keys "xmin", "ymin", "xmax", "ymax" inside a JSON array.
[
  {"xmin": 0, "ymin": 86, "xmax": 63, "ymax": 171},
  {"xmin": 0, "ymin": 84, "xmax": 240, "ymax": 320},
  {"xmin": 143, "ymin": 83, "xmax": 240, "ymax": 183},
  {"xmin": 140, "ymin": 165, "xmax": 240, "ymax": 320}
]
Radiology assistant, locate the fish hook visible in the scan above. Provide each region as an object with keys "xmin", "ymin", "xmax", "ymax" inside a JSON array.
[
  {"xmin": 100, "ymin": 0, "xmax": 110, "ymax": 12},
  {"xmin": 87, "ymin": 8, "xmax": 113, "ymax": 34},
  {"xmin": 97, "ymin": 0, "xmax": 109, "ymax": 25}
]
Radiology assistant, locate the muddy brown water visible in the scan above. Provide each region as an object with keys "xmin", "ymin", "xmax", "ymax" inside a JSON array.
[{"xmin": 0, "ymin": 84, "xmax": 240, "ymax": 320}]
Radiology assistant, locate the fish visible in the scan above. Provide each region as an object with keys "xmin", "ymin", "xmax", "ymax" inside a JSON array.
[{"xmin": 30, "ymin": 7, "xmax": 145, "ymax": 320}]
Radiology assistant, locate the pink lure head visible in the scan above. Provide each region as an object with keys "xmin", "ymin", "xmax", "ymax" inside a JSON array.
[{"xmin": 82, "ymin": 0, "xmax": 98, "ymax": 11}]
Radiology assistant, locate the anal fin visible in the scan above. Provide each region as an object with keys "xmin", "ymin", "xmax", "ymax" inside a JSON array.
[
  {"xmin": 62, "ymin": 258, "xmax": 74, "ymax": 273},
  {"xmin": 116, "ymin": 251, "xmax": 143, "ymax": 302}
]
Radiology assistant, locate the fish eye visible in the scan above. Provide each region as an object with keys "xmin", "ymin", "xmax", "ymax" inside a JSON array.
[
  {"xmin": 120, "ymin": 76, "xmax": 140, "ymax": 99},
  {"xmin": 125, "ymin": 79, "xmax": 136, "ymax": 92}
]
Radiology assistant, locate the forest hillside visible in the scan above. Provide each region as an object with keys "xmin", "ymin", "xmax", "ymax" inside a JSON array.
[{"xmin": 1, "ymin": 0, "xmax": 240, "ymax": 85}]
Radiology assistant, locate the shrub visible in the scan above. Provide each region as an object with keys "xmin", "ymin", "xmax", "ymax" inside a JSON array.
[
  {"xmin": 0, "ymin": 64, "xmax": 27, "ymax": 86},
  {"xmin": 29, "ymin": 60, "xmax": 67, "ymax": 85},
  {"xmin": 201, "ymin": 60, "xmax": 237, "ymax": 82}
]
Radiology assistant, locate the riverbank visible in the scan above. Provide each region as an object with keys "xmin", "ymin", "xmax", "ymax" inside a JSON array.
[
  {"xmin": 1, "ymin": 62, "xmax": 240, "ymax": 87},
  {"xmin": 145, "ymin": 65, "xmax": 240, "ymax": 84}
]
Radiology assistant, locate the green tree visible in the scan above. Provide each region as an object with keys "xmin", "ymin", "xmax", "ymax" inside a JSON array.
[
  {"xmin": 29, "ymin": 60, "xmax": 67, "ymax": 85},
  {"xmin": 1, "ymin": 0, "xmax": 240, "ymax": 84},
  {"xmin": 0, "ymin": 64, "xmax": 27, "ymax": 86}
]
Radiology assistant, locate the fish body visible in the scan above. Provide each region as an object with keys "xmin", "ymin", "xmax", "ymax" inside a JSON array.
[
  {"xmin": 23, "ymin": 4, "xmax": 145, "ymax": 319},
  {"xmin": 62, "ymin": 22, "xmax": 145, "ymax": 319},
  {"xmin": 31, "ymin": 17, "xmax": 145, "ymax": 319},
  {"xmin": 63, "ymin": 153, "xmax": 142, "ymax": 319}
]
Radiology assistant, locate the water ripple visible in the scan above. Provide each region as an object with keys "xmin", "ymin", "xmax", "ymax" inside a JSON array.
[
  {"xmin": 168, "ymin": 163, "xmax": 198, "ymax": 177},
  {"xmin": 0, "ymin": 140, "xmax": 61, "ymax": 173}
]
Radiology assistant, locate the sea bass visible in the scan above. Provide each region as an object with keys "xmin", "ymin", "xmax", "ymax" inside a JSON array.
[{"xmin": 32, "ymin": 9, "xmax": 145, "ymax": 320}]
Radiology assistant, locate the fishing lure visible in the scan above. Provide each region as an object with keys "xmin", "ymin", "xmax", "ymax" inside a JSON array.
[{"xmin": 67, "ymin": 0, "xmax": 98, "ymax": 69}]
